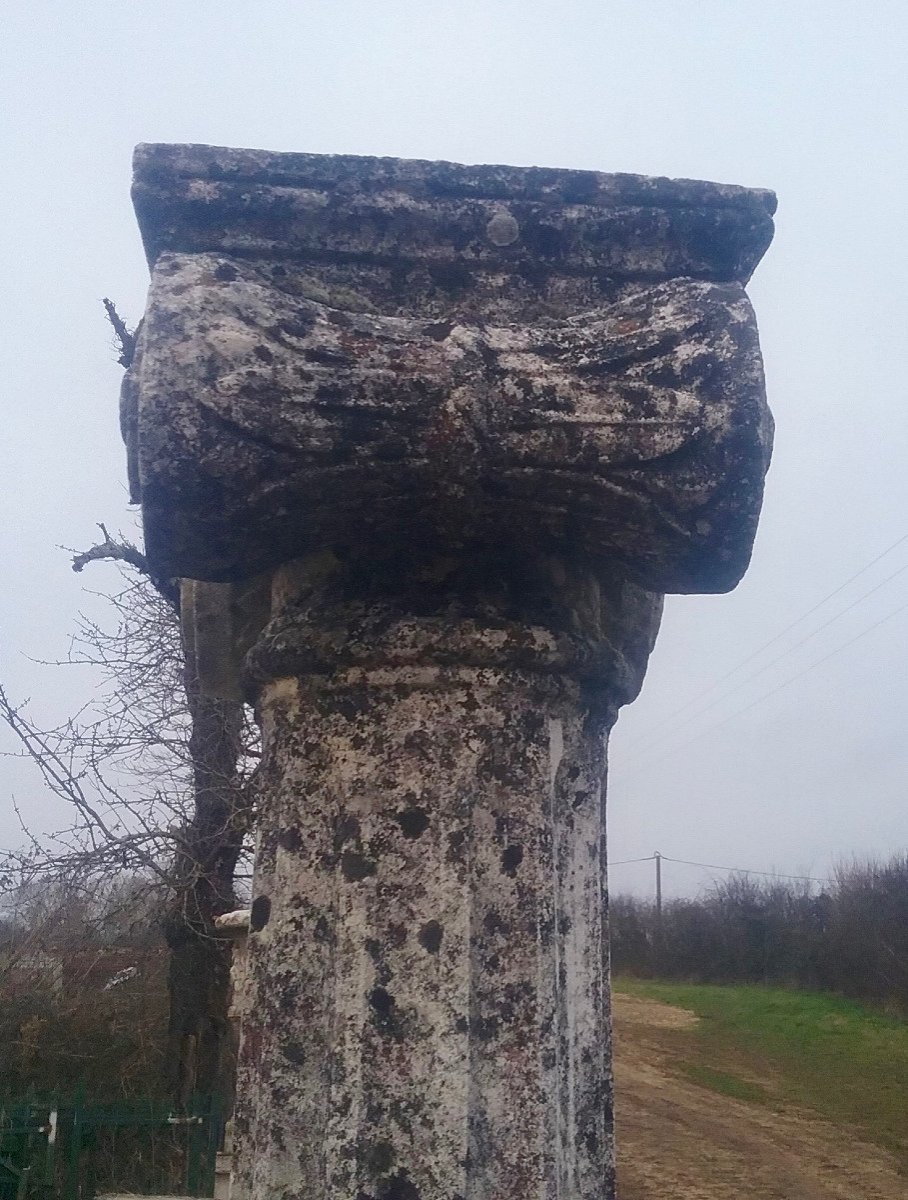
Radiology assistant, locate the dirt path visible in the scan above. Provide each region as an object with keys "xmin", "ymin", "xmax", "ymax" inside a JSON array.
[{"xmin": 613, "ymin": 993, "xmax": 907, "ymax": 1199}]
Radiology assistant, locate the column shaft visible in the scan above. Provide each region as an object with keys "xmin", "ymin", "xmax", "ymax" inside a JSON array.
[{"xmin": 234, "ymin": 662, "xmax": 614, "ymax": 1200}]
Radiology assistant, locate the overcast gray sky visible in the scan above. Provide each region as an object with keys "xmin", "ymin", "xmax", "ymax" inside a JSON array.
[{"xmin": 2, "ymin": 0, "xmax": 907, "ymax": 898}]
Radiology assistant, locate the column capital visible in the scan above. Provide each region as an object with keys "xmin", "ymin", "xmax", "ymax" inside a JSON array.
[{"xmin": 124, "ymin": 146, "xmax": 773, "ymax": 594}]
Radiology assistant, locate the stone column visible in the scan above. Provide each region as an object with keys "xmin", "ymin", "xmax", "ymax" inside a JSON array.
[
  {"xmin": 231, "ymin": 555, "xmax": 662, "ymax": 1200},
  {"xmin": 123, "ymin": 144, "xmax": 775, "ymax": 1200}
]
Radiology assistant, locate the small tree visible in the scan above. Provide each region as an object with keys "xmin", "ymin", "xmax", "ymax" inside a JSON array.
[
  {"xmin": 0, "ymin": 300, "xmax": 264, "ymax": 1103},
  {"xmin": 1, "ymin": 539, "xmax": 258, "ymax": 1103}
]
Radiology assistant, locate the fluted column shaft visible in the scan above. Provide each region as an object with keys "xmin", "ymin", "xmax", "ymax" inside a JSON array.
[{"xmin": 232, "ymin": 556, "xmax": 661, "ymax": 1200}]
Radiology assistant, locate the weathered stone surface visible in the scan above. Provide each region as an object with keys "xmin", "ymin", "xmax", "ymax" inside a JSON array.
[
  {"xmin": 233, "ymin": 554, "xmax": 661, "ymax": 1200},
  {"xmin": 130, "ymin": 256, "xmax": 770, "ymax": 593},
  {"xmin": 132, "ymin": 143, "xmax": 774, "ymax": 282},
  {"xmin": 128, "ymin": 145, "xmax": 773, "ymax": 597},
  {"xmin": 123, "ymin": 145, "xmax": 774, "ymax": 1200}
]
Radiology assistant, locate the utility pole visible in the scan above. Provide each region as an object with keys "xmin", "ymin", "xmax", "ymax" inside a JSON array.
[{"xmin": 654, "ymin": 852, "xmax": 663, "ymax": 974}]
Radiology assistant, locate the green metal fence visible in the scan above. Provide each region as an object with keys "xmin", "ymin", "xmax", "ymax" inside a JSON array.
[
  {"xmin": 0, "ymin": 1094, "xmax": 222, "ymax": 1200},
  {"xmin": 0, "ymin": 1099, "xmax": 55, "ymax": 1200}
]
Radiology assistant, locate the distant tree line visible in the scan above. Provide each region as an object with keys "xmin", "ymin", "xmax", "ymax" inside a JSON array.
[{"xmin": 610, "ymin": 854, "xmax": 908, "ymax": 1013}]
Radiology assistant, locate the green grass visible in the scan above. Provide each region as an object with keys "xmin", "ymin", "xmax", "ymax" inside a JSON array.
[
  {"xmin": 615, "ymin": 978, "xmax": 908, "ymax": 1164},
  {"xmin": 680, "ymin": 1062, "xmax": 768, "ymax": 1104}
]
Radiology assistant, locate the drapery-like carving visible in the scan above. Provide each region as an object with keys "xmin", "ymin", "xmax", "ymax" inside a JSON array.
[{"xmin": 129, "ymin": 255, "xmax": 770, "ymax": 592}]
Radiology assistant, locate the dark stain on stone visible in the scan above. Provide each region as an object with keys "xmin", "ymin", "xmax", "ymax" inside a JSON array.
[
  {"xmin": 281, "ymin": 1041, "xmax": 307, "ymax": 1066},
  {"xmin": 501, "ymin": 843, "xmax": 524, "ymax": 876},
  {"xmin": 481, "ymin": 751, "xmax": 514, "ymax": 784},
  {"xmin": 333, "ymin": 813, "xmax": 361, "ymax": 853},
  {"xmin": 365, "ymin": 937, "xmax": 382, "ymax": 963},
  {"xmin": 389, "ymin": 1095, "xmax": 420, "ymax": 1128},
  {"xmin": 472, "ymin": 1015, "xmax": 499, "ymax": 1042},
  {"xmin": 278, "ymin": 826, "xmax": 303, "ymax": 852},
  {"xmin": 516, "ymin": 257, "xmax": 550, "ymax": 288},
  {"xmin": 395, "ymin": 806, "xmax": 430, "ymax": 839},
  {"xmin": 388, "ymin": 263, "xmax": 412, "ymax": 299},
  {"xmin": 269, "ymin": 1120, "xmax": 287, "ymax": 1152},
  {"xmin": 561, "ymin": 172, "xmax": 601, "ymax": 204},
  {"xmin": 314, "ymin": 915, "xmax": 334, "ymax": 943},
  {"xmin": 273, "ymin": 968, "xmax": 300, "ymax": 1014},
  {"xmin": 521, "ymin": 709, "xmax": 546, "ymax": 737},
  {"xmin": 254, "ymin": 344, "xmax": 274, "ymax": 363},
  {"xmin": 341, "ymin": 851, "xmax": 377, "ymax": 882},
  {"xmin": 369, "ymin": 986, "xmax": 394, "ymax": 1017},
  {"xmin": 214, "ymin": 263, "xmax": 238, "ymax": 282},
  {"xmin": 446, "ymin": 829, "xmax": 467, "ymax": 863},
  {"xmin": 523, "ymin": 222, "xmax": 566, "ymax": 260},
  {"xmin": 423, "ymin": 320, "xmax": 453, "ymax": 341},
  {"xmin": 360, "ymin": 1139, "xmax": 394, "ymax": 1175},
  {"xmin": 427, "ymin": 261, "xmax": 473, "ymax": 295},
  {"xmin": 374, "ymin": 438, "xmax": 408, "ymax": 462},
  {"xmin": 417, "ymin": 920, "xmax": 443, "ymax": 954},
  {"xmin": 379, "ymin": 1169, "xmax": 421, "ymax": 1200},
  {"xmin": 368, "ymin": 986, "xmax": 404, "ymax": 1040},
  {"xmin": 483, "ymin": 909, "xmax": 511, "ymax": 937},
  {"xmin": 314, "ymin": 383, "xmax": 347, "ymax": 403},
  {"xmin": 476, "ymin": 340, "xmax": 500, "ymax": 374},
  {"xmin": 277, "ymin": 314, "xmax": 315, "ymax": 338},
  {"xmin": 304, "ymin": 346, "xmax": 353, "ymax": 367},
  {"xmin": 250, "ymin": 895, "xmax": 271, "ymax": 931}
]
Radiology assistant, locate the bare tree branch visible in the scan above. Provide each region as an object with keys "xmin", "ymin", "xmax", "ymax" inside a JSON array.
[
  {"xmin": 70, "ymin": 524, "xmax": 180, "ymax": 611},
  {"xmin": 102, "ymin": 298, "xmax": 136, "ymax": 369}
]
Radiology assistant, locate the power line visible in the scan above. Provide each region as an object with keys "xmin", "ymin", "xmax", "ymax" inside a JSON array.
[
  {"xmin": 661, "ymin": 856, "xmax": 832, "ymax": 885},
  {"xmin": 623, "ymin": 530, "xmax": 908, "ymax": 754},
  {"xmin": 626, "ymin": 594, "xmax": 908, "ymax": 768},
  {"xmin": 608, "ymin": 852, "xmax": 832, "ymax": 885},
  {"xmin": 627, "ymin": 555, "xmax": 908, "ymax": 758}
]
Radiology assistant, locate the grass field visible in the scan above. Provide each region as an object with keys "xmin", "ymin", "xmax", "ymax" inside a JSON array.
[{"xmin": 614, "ymin": 978, "xmax": 908, "ymax": 1169}]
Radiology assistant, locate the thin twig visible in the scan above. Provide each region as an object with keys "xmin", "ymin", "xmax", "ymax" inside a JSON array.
[{"xmin": 102, "ymin": 298, "xmax": 136, "ymax": 369}]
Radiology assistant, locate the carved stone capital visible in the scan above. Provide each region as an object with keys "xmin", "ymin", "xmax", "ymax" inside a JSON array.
[{"xmin": 125, "ymin": 144, "xmax": 773, "ymax": 596}]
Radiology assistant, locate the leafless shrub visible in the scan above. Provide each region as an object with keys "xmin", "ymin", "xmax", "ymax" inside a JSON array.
[
  {"xmin": 611, "ymin": 855, "xmax": 908, "ymax": 1012},
  {"xmin": 1, "ymin": 547, "xmax": 258, "ymax": 1101}
]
